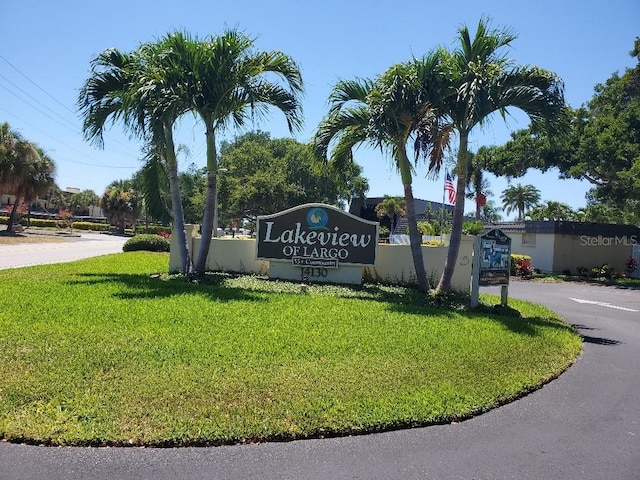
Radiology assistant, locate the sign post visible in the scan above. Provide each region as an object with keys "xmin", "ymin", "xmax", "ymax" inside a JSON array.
[{"xmin": 470, "ymin": 229, "xmax": 511, "ymax": 307}]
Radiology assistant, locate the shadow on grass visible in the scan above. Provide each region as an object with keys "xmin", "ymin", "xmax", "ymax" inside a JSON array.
[
  {"xmin": 67, "ymin": 272, "xmax": 268, "ymax": 303},
  {"xmin": 65, "ymin": 271, "xmax": 577, "ymax": 337}
]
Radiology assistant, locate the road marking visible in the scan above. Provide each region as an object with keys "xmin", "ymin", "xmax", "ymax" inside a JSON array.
[{"xmin": 569, "ymin": 297, "xmax": 639, "ymax": 313}]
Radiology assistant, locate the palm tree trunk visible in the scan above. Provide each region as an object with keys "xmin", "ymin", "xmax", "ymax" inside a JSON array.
[
  {"xmin": 437, "ymin": 132, "xmax": 469, "ymax": 293},
  {"xmin": 6, "ymin": 197, "xmax": 20, "ymax": 233},
  {"xmin": 397, "ymin": 148, "xmax": 428, "ymax": 291},
  {"xmin": 163, "ymin": 122, "xmax": 192, "ymax": 275},
  {"xmin": 404, "ymin": 184, "xmax": 429, "ymax": 291},
  {"xmin": 475, "ymin": 199, "xmax": 481, "ymax": 220},
  {"xmin": 194, "ymin": 126, "xmax": 218, "ymax": 274}
]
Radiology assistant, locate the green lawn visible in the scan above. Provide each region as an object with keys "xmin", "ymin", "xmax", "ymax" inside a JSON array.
[{"xmin": 0, "ymin": 252, "xmax": 582, "ymax": 446}]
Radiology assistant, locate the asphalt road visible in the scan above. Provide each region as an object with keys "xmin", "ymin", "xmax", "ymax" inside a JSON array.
[{"xmin": 0, "ymin": 271, "xmax": 638, "ymax": 478}]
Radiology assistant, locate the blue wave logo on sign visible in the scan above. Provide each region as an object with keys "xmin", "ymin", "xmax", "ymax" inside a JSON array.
[{"xmin": 306, "ymin": 207, "xmax": 329, "ymax": 230}]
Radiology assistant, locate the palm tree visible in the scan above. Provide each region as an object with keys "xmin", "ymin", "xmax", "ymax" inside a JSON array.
[
  {"xmin": 434, "ymin": 17, "xmax": 567, "ymax": 292},
  {"xmin": 1, "ymin": 124, "xmax": 52, "ymax": 232},
  {"xmin": 501, "ymin": 183, "xmax": 541, "ymax": 220},
  {"xmin": 526, "ymin": 200, "xmax": 575, "ymax": 221},
  {"xmin": 0, "ymin": 123, "xmax": 40, "ymax": 198},
  {"xmin": 6, "ymin": 147, "xmax": 56, "ymax": 232},
  {"xmin": 157, "ymin": 30, "xmax": 304, "ymax": 274},
  {"xmin": 480, "ymin": 200, "xmax": 502, "ymax": 223},
  {"xmin": 315, "ymin": 56, "xmax": 452, "ymax": 291},
  {"xmin": 78, "ymin": 44, "xmax": 193, "ymax": 274},
  {"xmin": 461, "ymin": 151, "xmax": 492, "ymax": 220},
  {"xmin": 101, "ymin": 180, "xmax": 142, "ymax": 234},
  {"xmin": 374, "ymin": 195, "xmax": 406, "ymax": 234}
]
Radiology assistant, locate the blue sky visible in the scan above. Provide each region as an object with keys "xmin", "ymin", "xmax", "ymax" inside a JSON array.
[{"xmin": 1, "ymin": 0, "xmax": 638, "ymax": 218}]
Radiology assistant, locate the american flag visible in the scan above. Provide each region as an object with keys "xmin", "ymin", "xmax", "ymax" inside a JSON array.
[{"xmin": 444, "ymin": 171, "xmax": 456, "ymax": 205}]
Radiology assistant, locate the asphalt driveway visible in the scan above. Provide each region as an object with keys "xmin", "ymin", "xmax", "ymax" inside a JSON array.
[{"xmin": 0, "ymin": 232, "xmax": 128, "ymax": 270}]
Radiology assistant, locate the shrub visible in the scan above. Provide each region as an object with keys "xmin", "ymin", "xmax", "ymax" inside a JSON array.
[
  {"xmin": 137, "ymin": 225, "xmax": 172, "ymax": 235},
  {"xmin": 462, "ymin": 220, "xmax": 484, "ymax": 235},
  {"xmin": 577, "ymin": 266, "xmax": 590, "ymax": 277},
  {"xmin": 73, "ymin": 221, "xmax": 109, "ymax": 232},
  {"xmin": 514, "ymin": 257, "xmax": 533, "ymax": 278},
  {"xmin": 417, "ymin": 221, "xmax": 435, "ymax": 236},
  {"xmin": 122, "ymin": 234, "xmax": 170, "ymax": 252},
  {"xmin": 591, "ymin": 264, "xmax": 612, "ymax": 279},
  {"xmin": 625, "ymin": 256, "xmax": 638, "ymax": 277},
  {"xmin": 510, "ymin": 254, "xmax": 532, "ymax": 276}
]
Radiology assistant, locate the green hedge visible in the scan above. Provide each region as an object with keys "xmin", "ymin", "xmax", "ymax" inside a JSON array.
[
  {"xmin": 136, "ymin": 225, "xmax": 171, "ymax": 235},
  {"xmin": 123, "ymin": 234, "xmax": 170, "ymax": 252},
  {"xmin": 72, "ymin": 221, "xmax": 109, "ymax": 232},
  {"xmin": 0, "ymin": 216, "xmax": 109, "ymax": 231}
]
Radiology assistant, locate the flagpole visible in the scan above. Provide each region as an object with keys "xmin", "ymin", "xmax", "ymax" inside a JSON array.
[{"xmin": 441, "ymin": 169, "xmax": 446, "ymax": 231}]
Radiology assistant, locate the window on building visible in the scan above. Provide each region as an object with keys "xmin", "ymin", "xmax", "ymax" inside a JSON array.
[{"xmin": 522, "ymin": 233, "xmax": 536, "ymax": 247}]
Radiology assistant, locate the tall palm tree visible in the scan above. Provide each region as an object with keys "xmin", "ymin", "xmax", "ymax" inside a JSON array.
[
  {"xmin": 500, "ymin": 183, "xmax": 541, "ymax": 220},
  {"xmin": 0, "ymin": 123, "xmax": 40, "ymax": 198},
  {"xmin": 157, "ymin": 30, "xmax": 304, "ymax": 274},
  {"xmin": 457, "ymin": 150, "xmax": 492, "ymax": 220},
  {"xmin": 434, "ymin": 17, "xmax": 567, "ymax": 292},
  {"xmin": 101, "ymin": 180, "xmax": 142, "ymax": 234},
  {"xmin": 78, "ymin": 44, "xmax": 193, "ymax": 274},
  {"xmin": 6, "ymin": 147, "xmax": 56, "ymax": 232},
  {"xmin": 315, "ymin": 56, "xmax": 451, "ymax": 291},
  {"xmin": 374, "ymin": 195, "xmax": 406, "ymax": 234}
]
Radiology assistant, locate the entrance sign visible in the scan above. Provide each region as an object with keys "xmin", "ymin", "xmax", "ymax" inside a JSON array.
[
  {"xmin": 478, "ymin": 229, "xmax": 511, "ymax": 286},
  {"xmin": 471, "ymin": 229, "xmax": 511, "ymax": 307},
  {"xmin": 256, "ymin": 204, "xmax": 378, "ymax": 266}
]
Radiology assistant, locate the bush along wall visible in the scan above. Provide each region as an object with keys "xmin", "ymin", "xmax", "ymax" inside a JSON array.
[{"xmin": 511, "ymin": 254, "xmax": 533, "ymax": 278}]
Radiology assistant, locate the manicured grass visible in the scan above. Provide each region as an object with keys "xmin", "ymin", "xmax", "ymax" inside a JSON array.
[{"xmin": 0, "ymin": 253, "xmax": 582, "ymax": 446}]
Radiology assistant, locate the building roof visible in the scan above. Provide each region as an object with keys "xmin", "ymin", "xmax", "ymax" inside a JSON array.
[
  {"xmin": 350, "ymin": 197, "xmax": 454, "ymax": 216},
  {"xmin": 487, "ymin": 220, "xmax": 640, "ymax": 237}
]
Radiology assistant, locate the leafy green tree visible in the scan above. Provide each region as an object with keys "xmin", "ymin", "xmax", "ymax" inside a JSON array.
[
  {"xmin": 69, "ymin": 189, "xmax": 99, "ymax": 216},
  {"xmin": 374, "ymin": 195, "xmax": 406, "ymax": 234},
  {"xmin": 500, "ymin": 184, "xmax": 541, "ymax": 220},
  {"xmin": 433, "ymin": 18, "xmax": 567, "ymax": 292},
  {"xmin": 155, "ymin": 30, "xmax": 304, "ymax": 274},
  {"xmin": 178, "ymin": 163, "xmax": 206, "ymax": 224},
  {"xmin": 315, "ymin": 55, "xmax": 452, "ymax": 291},
  {"xmin": 217, "ymin": 132, "xmax": 367, "ymax": 222},
  {"xmin": 78, "ymin": 40, "xmax": 192, "ymax": 273},
  {"xmin": 478, "ymin": 39, "xmax": 640, "ymax": 221},
  {"xmin": 100, "ymin": 180, "xmax": 142, "ymax": 234}
]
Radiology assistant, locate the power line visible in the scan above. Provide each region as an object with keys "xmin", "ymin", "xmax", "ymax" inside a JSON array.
[
  {"xmin": 0, "ymin": 55, "xmax": 140, "ymax": 156},
  {"xmin": 0, "ymin": 55, "xmax": 77, "ymax": 116},
  {"xmin": 0, "ymin": 73, "xmax": 78, "ymax": 131},
  {"xmin": 0, "ymin": 107, "xmax": 137, "ymax": 169}
]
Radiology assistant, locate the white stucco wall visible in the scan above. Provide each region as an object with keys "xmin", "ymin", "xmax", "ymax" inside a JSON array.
[
  {"xmin": 170, "ymin": 226, "xmax": 473, "ymax": 291},
  {"xmin": 508, "ymin": 232, "xmax": 556, "ymax": 273}
]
